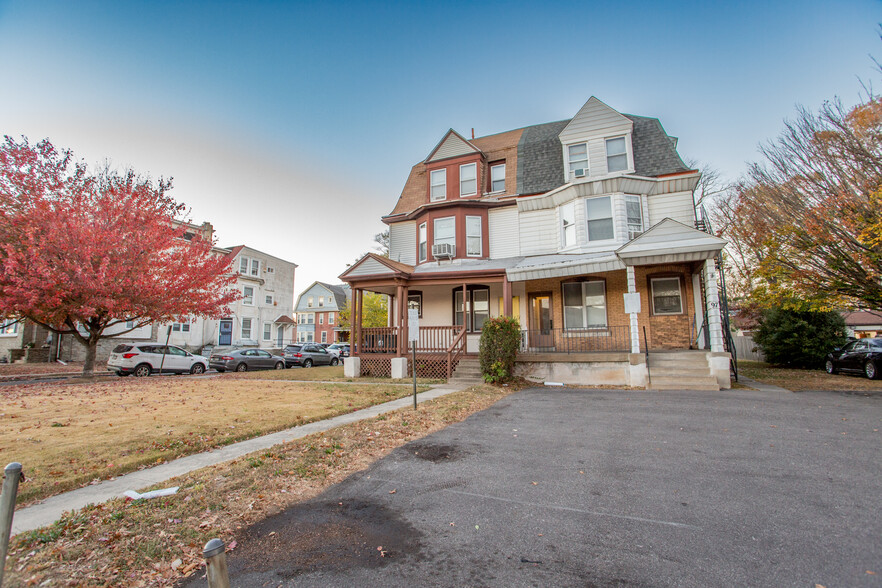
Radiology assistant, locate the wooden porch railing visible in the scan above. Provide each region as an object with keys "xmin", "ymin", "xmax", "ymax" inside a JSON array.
[
  {"xmin": 446, "ymin": 326, "xmax": 466, "ymax": 379},
  {"xmin": 360, "ymin": 327, "xmax": 398, "ymax": 354},
  {"xmin": 357, "ymin": 325, "xmax": 467, "ymax": 380}
]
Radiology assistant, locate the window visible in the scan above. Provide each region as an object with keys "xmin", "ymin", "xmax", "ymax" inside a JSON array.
[
  {"xmin": 625, "ymin": 195, "xmax": 643, "ymax": 240},
  {"xmin": 329, "ymin": 313, "xmax": 335, "ymax": 324},
  {"xmin": 298, "ymin": 313, "xmax": 306, "ymax": 324},
  {"xmin": 321, "ymin": 331, "xmax": 327, "ymax": 343},
  {"xmin": 241, "ymin": 318, "xmax": 252, "ymax": 339},
  {"xmin": 460, "ymin": 163, "xmax": 477, "ymax": 196},
  {"xmin": 561, "ymin": 202, "xmax": 576, "ymax": 247},
  {"xmin": 263, "ymin": 322, "xmax": 272, "ymax": 340},
  {"xmin": 490, "ymin": 163, "xmax": 505, "ymax": 192},
  {"xmin": 125, "ymin": 320, "xmax": 135, "ymax": 329},
  {"xmin": 308, "ymin": 313, "xmax": 314, "ymax": 324},
  {"xmin": 239, "ymin": 257, "xmax": 248, "ymax": 274},
  {"xmin": 454, "ymin": 287, "xmax": 489, "ymax": 331},
  {"xmin": 307, "ymin": 332, "xmax": 314, "ymax": 342},
  {"xmin": 562, "ymin": 281, "xmax": 607, "ymax": 329},
  {"xmin": 606, "ymin": 137, "xmax": 628, "ymax": 173},
  {"xmin": 266, "ymin": 266, "xmax": 274, "ymax": 274},
  {"xmin": 171, "ymin": 323, "xmax": 189, "ymax": 332},
  {"xmin": 319, "ymin": 296, "xmax": 324, "ymax": 307},
  {"xmin": 466, "ymin": 216, "xmax": 482, "ymax": 257},
  {"xmin": 319, "ymin": 314, "xmax": 324, "ymax": 325},
  {"xmin": 243, "ymin": 286, "xmax": 254, "ymax": 305},
  {"xmin": 430, "ymin": 169, "xmax": 446, "ymax": 201},
  {"xmin": 434, "ymin": 217, "xmax": 455, "ymax": 250},
  {"xmin": 329, "ymin": 296, "xmax": 334, "ymax": 305},
  {"xmin": 250, "ymin": 259, "xmax": 260, "ymax": 276},
  {"xmin": 408, "ymin": 292, "xmax": 422, "ymax": 317},
  {"xmin": 568, "ymin": 143, "xmax": 588, "ymax": 178},
  {"xmin": 265, "ymin": 294, "xmax": 274, "ymax": 305},
  {"xmin": 0, "ymin": 320, "xmax": 19, "ymax": 336},
  {"xmin": 418, "ymin": 222, "xmax": 427, "ymax": 263},
  {"xmin": 651, "ymin": 277, "xmax": 683, "ymax": 315},
  {"xmin": 586, "ymin": 196, "xmax": 614, "ymax": 241},
  {"xmin": 307, "ymin": 296, "xmax": 314, "ymax": 307}
]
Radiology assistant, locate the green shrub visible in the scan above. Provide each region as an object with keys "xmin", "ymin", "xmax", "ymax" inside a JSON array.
[
  {"xmin": 478, "ymin": 316, "xmax": 521, "ymax": 383},
  {"xmin": 753, "ymin": 307, "xmax": 847, "ymax": 368}
]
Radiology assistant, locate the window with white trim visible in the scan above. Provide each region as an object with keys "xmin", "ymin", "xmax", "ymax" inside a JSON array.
[
  {"xmin": 434, "ymin": 217, "xmax": 455, "ymax": 250},
  {"xmin": 125, "ymin": 320, "xmax": 135, "ymax": 329},
  {"xmin": 606, "ymin": 137, "xmax": 628, "ymax": 172},
  {"xmin": 490, "ymin": 163, "xmax": 505, "ymax": 192},
  {"xmin": 454, "ymin": 287, "xmax": 489, "ymax": 331},
  {"xmin": 241, "ymin": 318, "xmax": 252, "ymax": 339},
  {"xmin": 563, "ymin": 281, "xmax": 607, "ymax": 329},
  {"xmin": 250, "ymin": 259, "xmax": 260, "ymax": 276},
  {"xmin": 460, "ymin": 163, "xmax": 477, "ymax": 196},
  {"xmin": 319, "ymin": 314, "xmax": 324, "ymax": 325},
  {"xmin": 329, "ymin": 313, "xmax": 335, "ymax": 324},
  {"xmin": 307, "ymin": 296, "xmax": 314, "ymax": 307},
  {"xmin": 586, "ymin": 196, "xmax": 614, "ymax": 241},
  {"xmin": 243, "ymin": 286, "xmax": 254, "ymax": 305},
  {"xmin": 466, "ymin": 216, "xmax": 482, "ymax": 257},
  {"xmin": 265, "ymin": 294, "xmax": 274, "ymax": 305},
  {"xmin": 266, "ymin": 266, "xmax": 274, "ymax": 274},
  {"xmin": 651, "ymin": 277, "xmax": 683, "ymax": 315},
  {"xmin": 568, "ymin": 143, "xmax": 588, "ymax": 178},
  {"xmin": 172, "ymin": 323, "xmax": 190, "ymax": 332},
  {"xmin": 408, "ymin": 293, "xmax": 422, "ymax": 317},
  {"xmin": 263, "ymin": 322, "xmax": 272, "ymax": 340},
  {"xmin": 319, "ymin": 296, "xmax": 324, "ymax": 307},
  {"xmin": 430, "ymin": 169, "xmax": 446, "ymax": 201},
  {"xmin": 307, "ymin": 332, "xmax": 313, "ymax": 342},
  {"xmin": 321, "ymin": 331, "xmax": 327, "ymax": 343},
  {"xmin": 239, "ymin": 257, "xmax": 248, "ymax": 274},
  {"xmin": 418, "ymin": 222, "xmax": 427, "ymax": 262},
  {"xmin": 625, "ymin": 194, "xmax": 643, "ymax": 240},
  {"xmin": 561, "ymin": 202, "xmax": 576, "ymax": 248},
  {"xmin": 0, "ymin": 320, "xmax": 19, "ymax": 336}
]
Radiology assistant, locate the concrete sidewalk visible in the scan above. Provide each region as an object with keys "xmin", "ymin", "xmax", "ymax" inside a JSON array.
[{"xmin": 11, "ymin": 382, "xmax": 469, "ymax": 536}]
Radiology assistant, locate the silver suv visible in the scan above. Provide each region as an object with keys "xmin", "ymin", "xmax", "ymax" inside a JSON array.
[
  {"xmin": 108, "ymin": 344, "xmax": 209, "ymax": 377},
  {"xmin": 283, "ymin": 344, "xmax": 338, "ymax": 368}
]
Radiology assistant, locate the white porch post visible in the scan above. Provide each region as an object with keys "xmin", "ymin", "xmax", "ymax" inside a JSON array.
[
  {"xmin": 627, "ymin": 266, "xmax": 640, "ymax": 354},
  {"xmin": 704, "ymin": 259, "xmax": 724, "ymax": 352}
]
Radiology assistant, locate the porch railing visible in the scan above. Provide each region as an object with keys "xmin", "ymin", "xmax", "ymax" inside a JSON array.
[
  {"xmin": 446, "ymin": 326, "xmax": 466, "ymax": 379},
  {"xmin": 361, "ymin": 327, "xmax": 398, "ymax": 354},
  {"xmin": 359, "ymin": 326, "xmax": 466, "ymax": 355},
  {"xmin": 519, "ymin": 326, "xmax": 631, "ymax": 353}
]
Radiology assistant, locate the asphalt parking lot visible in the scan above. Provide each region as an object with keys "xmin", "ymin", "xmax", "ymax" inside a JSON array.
[{"xmin": 198, "ymin": 386, "xmax": 881, "ymax": 587}]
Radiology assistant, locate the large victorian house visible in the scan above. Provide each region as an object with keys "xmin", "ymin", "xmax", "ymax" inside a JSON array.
[{"xmin": 341, "ymin": 97, "xmax": 731, "ymax": 389}]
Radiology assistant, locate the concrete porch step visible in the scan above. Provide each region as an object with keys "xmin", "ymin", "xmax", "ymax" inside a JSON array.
[
  {"xmin": 647, "ymin": 376, "xmax": 720, "ymax": 391},
  {"xmin": 646, "ymin": 367, "xmax": 713, "ymax": 377}
]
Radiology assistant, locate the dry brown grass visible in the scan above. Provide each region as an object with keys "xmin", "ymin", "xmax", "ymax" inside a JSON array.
[
  {"xmin": 0, "ymin": 362, "xmax": 104, "ymax": 376},
  {"xmin": 5, "ymin": 383, "xmax": 515, "ymax": 587},
  {"xmin": 2, "ymin": 376, "xmax": 426, "ymax": 505},
  {"xmin": 230, "ymin": 365, "xmax": 442, "ymax": 384},
  {"xmin": 739, "ymin": 360, "xmax": 882, "ymax": 392}
]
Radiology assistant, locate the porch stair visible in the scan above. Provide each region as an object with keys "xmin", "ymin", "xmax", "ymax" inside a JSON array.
[
  {"xmin": 646, "ymin": 351, "xmax": 719, "ymax": 391},
  {"xmin": 449, "ymin": 357, "xmax": 483, "ymax": 385}
]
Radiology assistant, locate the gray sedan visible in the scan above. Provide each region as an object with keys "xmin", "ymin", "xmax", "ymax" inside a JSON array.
[{"xmin": 209, "ymin": 349, "xmax": 286, "ymax": 372}]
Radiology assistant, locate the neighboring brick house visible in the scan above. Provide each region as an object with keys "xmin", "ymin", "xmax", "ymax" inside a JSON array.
[
  {"xmin": 341, "ymin": 97, "xmax": 731, "ymax": 388},
  {"xmin": 294, "ymin": 282, "xmax": 350, "ymax": 344}
]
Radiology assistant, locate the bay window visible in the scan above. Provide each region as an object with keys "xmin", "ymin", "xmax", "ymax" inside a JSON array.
[
  {"xmin": 561, "ymin": 202, "xmax": 576, "ymax": 247},
  {"xmin": 434, "ymin": 217, "xmax": 455, "ymax": 250},
  {"xmin": 466, "ymin": 216, "xmax": 482, "ymax": 256},
  {"xmin": 563, "ymin": 281, "xmax": 607, "ymax": 329},
  {"xmin": 460, "ymin": 163, "xmax": 477, "ymax": 196},
  {"xmin": 586, "ymin": 196, "xmax": 614, "ymax": 241},
  {"xmin": 625, "ymin": 194, "xmax": 644, "ymax": 239},
  {"xmin": 418, "ymin": 222, "xmax": 427, "ymax": 262}
]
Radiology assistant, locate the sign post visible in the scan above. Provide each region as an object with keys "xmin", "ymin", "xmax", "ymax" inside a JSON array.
[{"xmin": 408, "ymin": 309, "xmax": 420, "ymax": 409}]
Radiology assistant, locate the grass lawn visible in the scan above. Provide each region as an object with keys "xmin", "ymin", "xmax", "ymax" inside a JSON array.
[
  {"xmin": 2, "ymin": 375, "xmax": 427, "ymax": 505},
  {"xmin": 5, "ymin": 383, "xmax": 513, "ymax": 587},
  {"xmin": 0, "ymin": 362, "xmax": 104, "ymax": 376},
  {"xmin": 230, "ymin": 364, "xmax": 442, "ymax": 385},
  {"xmin": 739, "ymin": 360, "xmax": 882, "ymax": 392}
]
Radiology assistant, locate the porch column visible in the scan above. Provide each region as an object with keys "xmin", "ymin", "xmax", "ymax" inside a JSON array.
[
  {"xmin": 401, "ymin": 285, "xmax": 409, "ymax": 353},
  {"xmin": 395, "ymin": 284, "xmax": 404, "ymax": 356},
  {"xmin": 503, "ymin": 275, "xmax": 512, "ymax": 316},
  {"xmin": 356, "ymin": 288, "xmax": 364, "ymax": 355},
  {"xmin": 704, "ymin": 259, "xmax": 724, "ymax": 352},
  {"xmin": 627, "ymin": 266, "xmax": 640, "ymax": 354}
]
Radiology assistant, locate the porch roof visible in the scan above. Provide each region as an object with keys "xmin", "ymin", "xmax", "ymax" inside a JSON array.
[
  {"xmin": 506, "ymin": 252, "xmax": 624, "ymax": 282},
  {"xmin": 615, "ymin": 218, "xmax": 726, "ymax": 266}
]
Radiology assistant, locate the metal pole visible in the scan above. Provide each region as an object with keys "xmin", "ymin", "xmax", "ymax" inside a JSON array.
[
  {"xmin": 412, "ymin": 340, "xmax": 418, "ymax": 410},
  {"xmin": 0, "ymin": 462, "xmax": 23, "ymax": 588},
  {"xmin": 159, "ymin": 325, "xmax": 172, "ymax": 375},
  {"xmin": 203, "ymin": 538, "xmax": 230, "ymax": 588}
]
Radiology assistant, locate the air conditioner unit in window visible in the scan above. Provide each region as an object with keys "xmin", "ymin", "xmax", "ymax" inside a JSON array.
[
  {"xmin": 573, "ymin": 168, "xmax": 587, "ymax": 178},
  {"xmin": 432, "ymin": 243, "xmax": 455, "ymax": 259},
  {"xmin": 628, "ymin": 230, "xmax": 644, "ymax": 240}
]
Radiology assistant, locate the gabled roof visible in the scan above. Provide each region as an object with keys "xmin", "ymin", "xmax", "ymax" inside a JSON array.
[
  {"xmin": 339, "ymin": 253, "xmax": 414, "ymax": 280},
  {"xmin": 623, "ymin": 114, "xmax": 690, "ymax": 177},
  {"xmin": 616, "ymin": 218, "xmax": 726, "ymax": 265},
  {"xmin": 842, "ymin": 310, "xmax": 882, "ymax": 327},
  {"xmin": 425, "ymin": 129, "xmax": 482, "ymax": 162},
  {"xmin": 317, "ymin": 282, "xmax": 350, "ymax": 305}
]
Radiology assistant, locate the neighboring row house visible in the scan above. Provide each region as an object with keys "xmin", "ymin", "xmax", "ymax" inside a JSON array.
[
  {"xmin": 340, "ymin": 97, "xmax": 731, "ymax": 389},
  {"xmin": 294, "ymin": 282, "xmax": 350, "ymax": 344}
]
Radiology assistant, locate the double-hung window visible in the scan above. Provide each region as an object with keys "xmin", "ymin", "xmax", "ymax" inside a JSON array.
[
  {"xmin": 263, "ymin": 323, "xmax": 272, "ymax": 340},
  {"xmin": 418, "ymin": 222, "xmax": 427, "ymax": 262},
  {"xmin": 408, "ymin": 293, "xmax": 422, "ymax": 317},
  {"xmin": 430, "ymin": 169, "xmax": 447, "ymax": 201},
  {"xmin": 250, "ymin": 259, "xmax": 260, "ymax": 276},
  {"xmin": 265, "ymin": 294, "xmax": 274, "ymax": 305},
  {"xmin": 243, "ymin": 286, "xmax": 254, "ymax": 305},
  {"xmin": 651, "ymin": 277, "xmax": 683, "ymax": 315},
  {"xmin": 434, "ymin": 217, "xmax": 455, "ymax": 252},
  {"xmin": 329, "ymin": 313, "xmax": 335, "ymax": 324},
  {"xmin": 568, "ymin": 143, "xmax": 588, "ymax": 178},
  {"xmin": 319, "ymin": 296, "xmax": 324, "ymax": 307},
  {"xmin": 319, "ymin": 314, "xmax": 324, "ymax": 325},
  {"xmin": 490, "ymin": 163, "xmax": 505, "ymax": 192},
  {"xmin": 307, "ymin": 296, "xmax": 313, "ymax": 307},
  {"xmin": 606, "ymin": 137, "xmax": 628, "ymax": 172},
  {"xmin": 241, "ymin": 318, "xmax": 252, "ymax": 340},
  {"xmin": 561, "ymin": 202, "xmax": 576, "ymax": 247},
  {"xmin": 454, "ymin": 287, "xmax": 490, "ymax": 331},
  {"xmin": 466, "ymin": 216, "xmax": 482, "ymax": 257},
  {"xmin": 239, "ymin": 257, "xmax": 249, "ymax": 274},
  {"xmin": 625, "ymin": 195, "xmax": 644, "ymax": 240},
  {"xmin": 460, "ymin": 163, "xmax": 477, "ymax": 196},
  {"xmin": 586, "ymin": 196, "xmax": 614, "ymax": 241},
  {"xmin": 562, "ymin": 281, "xmax": 607, "ymax": 329}
]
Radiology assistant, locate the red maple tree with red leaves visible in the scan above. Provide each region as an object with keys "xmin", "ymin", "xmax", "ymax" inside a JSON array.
[{"xmin": 0, "ymin": 137, "xmax": 239, "ymax": 375}]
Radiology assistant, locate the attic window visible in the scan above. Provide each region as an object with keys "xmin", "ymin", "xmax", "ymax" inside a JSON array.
[
  {"xmin": 568, "ymin": 143, "xmax": 588, "ymax": 178},
  {"xmin": 430, "ymin": 169, "xmax": 446, "ymax": 201},
  {"xmin": 606, "ymin": 137, "xmax": 628, "ymax": 172},
  {"xmin": 490, "ymin": 163, "xmax": 505, "ymax": 192}
]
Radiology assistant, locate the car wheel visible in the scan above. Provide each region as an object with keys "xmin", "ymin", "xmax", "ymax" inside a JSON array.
[
  {"xmin": 330, "ymin": 357, "xmax": 339, "ymax": 366},
  {"xmin": 274, "ymin": 361, "xmax": 284, "ymax": 370},
  {"xmin": 865, "ymin": 360, "xmax": 879, "ymax": 380},
  {"xmin": 216, "ymin": 368, "xmax": 225, "ymax": 373},
  {"xmin": 303, "ymin": 359, "xmax": 313, "ymax": 368},
  {"xmin": 190, "ymin": 363, "xmax": 206, "ymax": 375},
  {"xmin": 825, "ymin": 360, "xmax": 837, "ymax": 375},
  {"xmin": 133, "ymin": 364, "xmax": 151, "ymax": 378},
  {"xmin": 236, "ymin": 363, "xmax": 248, "ymax": 372}
]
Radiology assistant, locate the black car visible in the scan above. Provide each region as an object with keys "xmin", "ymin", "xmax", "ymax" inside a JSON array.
[{"xmin": 825, "ymin": 338, "xmax": 882, "ymax": 379}]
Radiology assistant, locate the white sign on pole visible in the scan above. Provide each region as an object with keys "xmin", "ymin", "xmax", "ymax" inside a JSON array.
[
  {"xmin": 408, "ymin": 309, "xmax": 420, "ymax": 342},
  {"xmin": 623, "ymin": 292, "xmax": 641, "ymax": 314}
]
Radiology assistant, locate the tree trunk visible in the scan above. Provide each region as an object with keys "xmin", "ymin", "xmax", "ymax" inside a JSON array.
[{"xmin": 82, "ymin": 338, "xmax": 98, "ymax": 376}]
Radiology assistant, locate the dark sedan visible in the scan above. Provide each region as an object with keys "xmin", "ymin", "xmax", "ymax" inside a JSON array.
[
  {"xmin": 283, "ymin": 343, "xmax": 338, "ymax": 368},
  {"xmin": 209, "ymin": 348, "xmax": 286, "ymax": 372},
  {"xmin": 825, "ymin": 338, "xmax": 882, "ymax": 379}
]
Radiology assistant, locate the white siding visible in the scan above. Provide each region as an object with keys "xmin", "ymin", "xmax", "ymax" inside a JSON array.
[
  {"xmin": 647, "ymin": 191, "xmax": 695, "ymax": 227},
  {"xmin": 389, "ymin": 221, "xmax": 416, "ymax": 265},
  {"xmin": 347, "ymin": 257, "xmax": 394, "ymax": 277},
  {"xmin": 559, "ymin": 97, "xmax": 633, "ymax": 145},
  {"xmin": 428, "ymin": 132, "xmax": 479, "ymax": 162},
  {"xmin": 519, "ymin": 209, "xmax": 557, "ymax": 255},
  {"xmin": 489, "ymin": 207, "xmax": 520, "ymax": 259}
]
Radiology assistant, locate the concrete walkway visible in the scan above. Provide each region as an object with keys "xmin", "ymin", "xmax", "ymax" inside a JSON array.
[
  {"xmin": 11, "ymin": 382, "xmax": 469, "ymax": 536},
  {"xmin": 738, "ymin": 375, "xmax": 792, "ymax": 393}
]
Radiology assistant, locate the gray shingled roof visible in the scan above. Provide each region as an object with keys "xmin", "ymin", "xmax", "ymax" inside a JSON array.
[
  {"xmin": 516, "ymin": 119, "xmax": 570, "ymax": 196},
  {"xmin": 318, "ymin": 282, "xmax": 350, "ymax": 306},
  {"xmin": 623, "ymin": 114, "xmax": 690, "ymax": 177}
]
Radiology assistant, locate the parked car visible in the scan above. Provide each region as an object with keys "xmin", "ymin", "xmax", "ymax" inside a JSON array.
[
  {"xmin": 325, "ymin": 343, "xmax": 350, "ymax": 359},
  {"xmin": 825, "ymin": 338, "xmax": 882, "ymax": 379},
  {"xmin": 108, "ymin": 344, "xmax": 209, "ymax": 377},
  {"xmin": 283, "ymin": 343, "xmax": 338, "ymax": 368},
  {"xmin": 209, "ymin": 348, "xmax": 286, "ymax": 373}
]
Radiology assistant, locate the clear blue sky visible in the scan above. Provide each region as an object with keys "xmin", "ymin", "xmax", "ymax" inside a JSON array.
[{"xmin": 1, "ymin": 0, "xmax": 878, "ymax": 295}]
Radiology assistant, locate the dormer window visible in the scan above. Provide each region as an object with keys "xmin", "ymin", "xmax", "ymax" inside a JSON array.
[
  {"xmin": 460, "ymin": 163, "xmax": 477, "ymax": 197},
  {"xmin": 430, "ymin": 169, "xmax": 446, "ymax": 201},
  {"xmin": 606, "ymin": 137, "xmax": 628, "ymax": 172},
  {"xmin": 490, "ymin": 163, "xmax": 505, "ymax": 192},
  {"xmin": 568, "ymin": 143, "xmax": 588, "ymax": 178}
]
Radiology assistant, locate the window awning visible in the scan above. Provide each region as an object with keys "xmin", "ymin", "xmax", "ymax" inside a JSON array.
[
  {"xmin": 506, "ymin": 253, "xmax": 624, "ymax": 282},
  {"xmin": 615, "ymin": 218, "xmax": 726, "ymax": 266}
]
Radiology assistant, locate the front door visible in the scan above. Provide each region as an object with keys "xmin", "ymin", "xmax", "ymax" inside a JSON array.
[
  {"xmin": 219, "ymin": 319, "xmax": 233, "ymax": 346},
  {"xmin": 277, "ymin": 325, "xmax": 285, "ymax": 347},
  {"xmin": 528, "ymin": 293, "xmax": 554, "ymax": 351}
]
